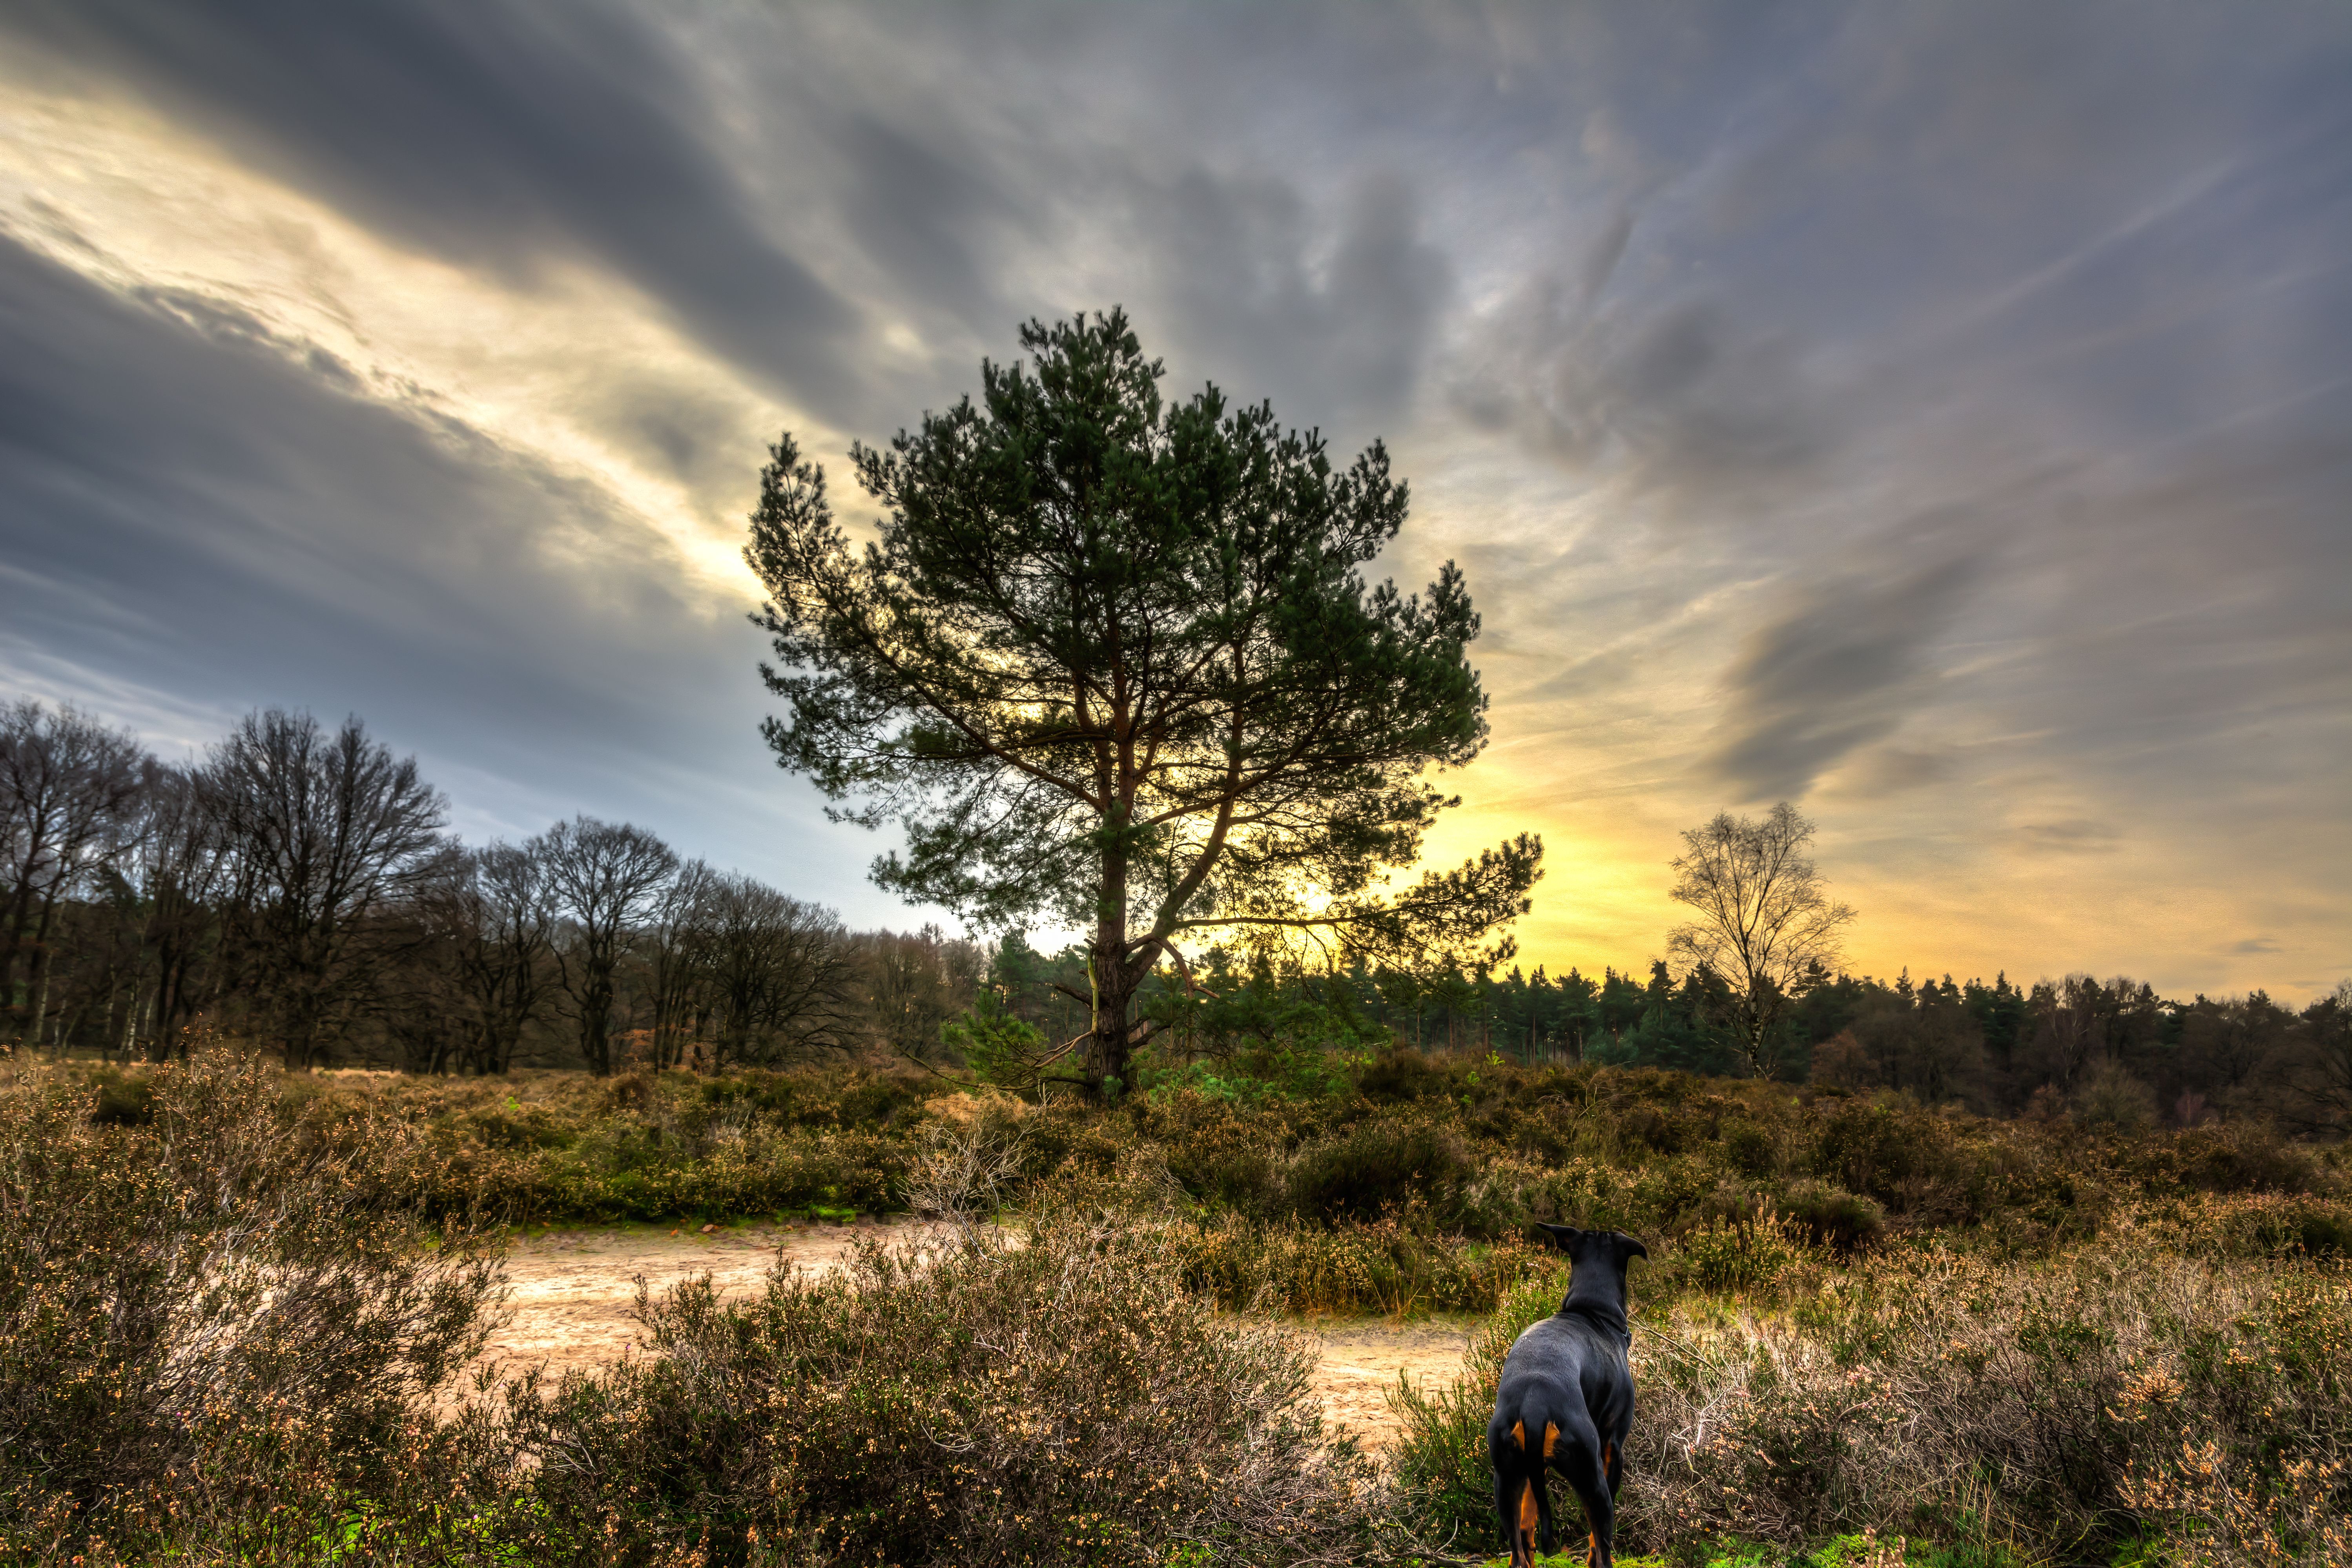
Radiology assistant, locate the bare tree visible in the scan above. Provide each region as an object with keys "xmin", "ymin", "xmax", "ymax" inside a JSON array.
[
  {"xmin": 856, "ymin": 923, "xmax": 982, "ymax": 1066},
  {"xmin": 419, "ymin": 842, "xmax": 558, "ymax": 1074},
  {"xmin": 645, "ymin": 858, "xmax": 718, "ymax": 1071},
  {"xmin": 200, "ymin": 711, "xmax": 446, "ymax": 1068},
  {"xmin": 126, "ymin": 761, "xmax": 226, "ymax": 1059},
  {"xmin": 696, "ymin": 875, "xmax": 855, "ymax": 1069},
  {"xmin": 0, "ymin": 701, "xmax": 151, "ymax": 1045},
  {"xmin": 534, "ymin": 816, "xmax": 676, "ymax": 1076},
  {"xmin": 1666, "ymin": 801, "xmax": 1856, "ymax": 1079},
  {"xmin": 642, "ymin": 866, "xmax": 856, "ymax": 1070},
  {"xmin": 2026, "ymin": 974, "xmax": 2109, "ymax": 1094}
]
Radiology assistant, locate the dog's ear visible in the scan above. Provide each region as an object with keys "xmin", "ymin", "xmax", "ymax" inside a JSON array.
[
  {"xmin": 1536, "ymin": 1222, "xmax": 1583, "ymax": 1251},
  {"xmin": 1616, "ymin": 1232, "xmax": 1649, "ymax": 1262}
]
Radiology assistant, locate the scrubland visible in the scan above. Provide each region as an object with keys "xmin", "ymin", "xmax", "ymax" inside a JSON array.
[{"xmin": 4, "ymin": 1048, "xmax": 2348, "ymax": 1566}]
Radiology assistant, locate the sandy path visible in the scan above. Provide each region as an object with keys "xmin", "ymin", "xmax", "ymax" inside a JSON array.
[{"xmin": 481, "ymin": 1223, "xmax": 1469, "ymax": 1449}]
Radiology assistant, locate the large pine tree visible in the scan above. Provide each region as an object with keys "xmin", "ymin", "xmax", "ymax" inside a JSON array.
[{"xmin": 746, "ymin": 310, "xmax": 1539, "ymax": 1092}]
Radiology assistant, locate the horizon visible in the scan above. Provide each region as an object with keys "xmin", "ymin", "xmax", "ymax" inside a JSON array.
[{"xmin": 3, "ymin": 3, "xmax": 2346, "ymax": 1005}]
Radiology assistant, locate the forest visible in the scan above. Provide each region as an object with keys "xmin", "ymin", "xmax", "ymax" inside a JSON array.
[{"xmin": 5, "ymin": 696, "xmax": 2345, "ymax": 1137}]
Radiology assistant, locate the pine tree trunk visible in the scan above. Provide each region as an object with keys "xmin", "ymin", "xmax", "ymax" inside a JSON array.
[{"xmin": 1083, "ymin": 948, "xmax": 1142, "ymax": 1094}]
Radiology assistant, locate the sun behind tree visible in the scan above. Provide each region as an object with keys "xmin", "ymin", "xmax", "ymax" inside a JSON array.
[{"xmin": 744, "ymin": 309, "xmax": 1540, "ymax": 1095}]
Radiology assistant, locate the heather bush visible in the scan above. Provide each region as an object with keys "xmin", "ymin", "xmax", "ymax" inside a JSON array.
[
  {"xmin": 1389, "ymin": 1202, "xmax": 2352, "ymax": 1564},
  {"xmin": 492, "ymin": 1214, "xmax": 1388, "ymax": 1567},
  {"xmin": 0, "ymin": 1052, "xmax": 503, "ymax": 1552},
  {"xmin": 1169, "ymin": 1207, "xmax": 1548, "ymax": 1315},
  {"xmin": 1778, "ymin": 1178, "xmax": 1887, "ymax": 1253},
  {"xmin": 5, "ymin": 1047, "xmax": 2350, "ymax": 1565},
  {"xmin": 1283, "ymin": 1110, "xmax": 1484, "ymax": 1228},
  {"xmin": 1628, "ymin": 1236, "xmax": 2352, "ymax": 1563}
]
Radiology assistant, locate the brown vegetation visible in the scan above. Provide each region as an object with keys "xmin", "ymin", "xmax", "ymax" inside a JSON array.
[{"xmin": 4, "ymin": 1045, "xmax": 2349, "ymax": 1564}]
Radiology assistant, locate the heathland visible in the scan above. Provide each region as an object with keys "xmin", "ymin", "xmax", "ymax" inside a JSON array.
[{"xmin": 4, "ymin": 1046, "xmax": 2347, "ymax": 1568}]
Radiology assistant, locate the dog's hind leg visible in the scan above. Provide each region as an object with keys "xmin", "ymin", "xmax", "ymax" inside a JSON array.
[
  {"xmin": 1552, "ymin": 1415, "xmax": 1615, "ymax": 1568},
  {"xmin": 1490, "ymin": 1427, "xmax": 1526, "ymax": 1566},
  {"xmin": 1491, "ymin": 1418, "xmax": 1542, "ymax": 1568},
  {"xmin": 1532, "ymin": 1419, "xmax": 1562, "ymax": 1553}
]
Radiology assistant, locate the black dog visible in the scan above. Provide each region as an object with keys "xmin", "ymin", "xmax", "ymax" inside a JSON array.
[{"xmin": 1487, "ymin": 1224, "xmax": 1647, "ymax": 1568}]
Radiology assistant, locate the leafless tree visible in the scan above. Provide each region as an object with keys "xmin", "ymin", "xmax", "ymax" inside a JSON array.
[
  {"xmin": 534, "ymin": 816, "xmax": 676, "ymax": 1076},
  {"xmin": 1666, "ymin": 801, "xmax": 1856, "ymax": 1079},
  {"xmin": 199, "ymin": 711, "xmax": 446, "ymax": 1068},
  {"xmin": 0, "ymin": 701, "xmax": 150, "ymax": 1045},
  {"xmin": 642, "ymin": 865, "xmax": 856, "ymax": 1070},
  {"xmin": 419, "ymin": 842, "xmax": 558, "ymax": 1074},
  {"xmin": 2026, "ymin": 974, "xmax": 2108, "ymax": 1093},
  {"xmin": 645, "ymin": 858, "xmax": 718, "ymax": 1071},
  {"xmin": 126, "ymin": 761, "xmax": 227, "ymax": 1058},
  {"xmin": 696, "ymin": 875, "xmax": 855, "ymax": 1069},
  {"xmin": 856, "ymin": 923, "xmax": 983, "ymax": 1066}
]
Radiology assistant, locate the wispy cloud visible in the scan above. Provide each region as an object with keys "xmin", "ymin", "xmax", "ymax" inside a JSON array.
[{"xmin": 0, "ymin": 0, "xmax": 2345, "ymax": 997}]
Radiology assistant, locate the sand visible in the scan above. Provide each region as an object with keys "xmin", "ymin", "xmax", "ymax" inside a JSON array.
[{"xmin": 478, "ymin": 1221, "xmax": 1470, "ymax": 1450}]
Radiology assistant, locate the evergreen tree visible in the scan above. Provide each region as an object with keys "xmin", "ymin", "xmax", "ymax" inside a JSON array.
[{"xmin": 746, "ymin": 310, "xmax": 1540, "ymax": 1092}]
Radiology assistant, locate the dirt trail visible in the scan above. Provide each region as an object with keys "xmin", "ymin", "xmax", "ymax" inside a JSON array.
[{"xmin": 483, "ymin": 1223, "xmax": 1470, "ymax": 1450}]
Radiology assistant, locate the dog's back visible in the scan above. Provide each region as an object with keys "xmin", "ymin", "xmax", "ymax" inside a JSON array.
[{"xmin": 1488, "ymin": 1226, "xmax": 1645, "ymax": 1568}]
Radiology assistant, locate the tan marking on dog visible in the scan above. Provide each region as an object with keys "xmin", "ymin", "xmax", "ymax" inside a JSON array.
[
  {"xmin": 1510, "ymin": 1418, "xmax": 1526, "ymax": 1450},
  {"xmin": 1543, "ymin": 1420, "xmax": 1560, "ymax": 1458}
]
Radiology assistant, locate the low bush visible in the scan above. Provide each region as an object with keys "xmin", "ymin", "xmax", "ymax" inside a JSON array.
[
  {"xmin": 1170, "ymin": 1207, "xmax": 1548, "ymax": 1315},
  {"xmin": 5, "ymin": 1047, "xmax": 2350, "ymax": 1565},
  {"xmin": 1632, "ymin": 1240, "xmax": 2352, "ymax": 1563},
  {"xmin": 1778, "ymin": 1179, "xmax": 1887, "ymax": 1254},
  {"xmin": 1284, "ymin": 1111, "xmax": 1483, "ymax": 1228},
  {"xmin": 0, "ymin": 1052, "xmax": 502, "ymax": 1553},
  {"xmin": 492, "ymin": 1214, "xmax": 1388, "ymax": 1567},
  {"xmin": 1393, "ymin": 1228, "xmax": 2352, "ymax": 1566}
]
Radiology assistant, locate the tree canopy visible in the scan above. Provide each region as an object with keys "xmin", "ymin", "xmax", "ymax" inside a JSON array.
[{"xmin": 746, "ymin": 309, "xmax": 1540, "ymax": 1090}]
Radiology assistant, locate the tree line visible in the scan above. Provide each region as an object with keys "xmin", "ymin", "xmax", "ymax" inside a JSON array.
[
  {"xmin": 0, "ymin": 700, "xmax": 980, "ymax": 1072},
  {"xmin": 9, "ymin": 695, "xmax": 2343, "ymax": 1129},
  {"xmin": 968, "ymin": 939, "xmax": 2350, "ymax": 1134}
]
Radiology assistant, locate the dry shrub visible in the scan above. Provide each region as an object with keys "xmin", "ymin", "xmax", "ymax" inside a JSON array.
[
  {"xmin": 2122, "ymin": 1444, "xmax": 2352, "ymax": 1566},
  {"xmin": 903, "ymin": 1098, "xmax": 1029, "ymax": 1225},
  {"xmin": 496, "ymin": 1213, "xmax": 1387, "ymax": 1567},
  {"xmin": 1393, "ymin": 1233, "xmax": 2352, "ymax": 1565},
  {"xmin": 2135, "ymin": 1191, "xmax": 2352, "ymax": 1261},
  {"xmin": 0, "ymin": 1051, "xmax": 502, "ymax": 1551},
  {"xmin": 1665, "ymin": 1203, "xmax": 1813, "ymax": 1295},
  {"xmin": 1169, "ymin": 1208, "xmax": 1547, "ymax": 1315},
  {"xmin": 1630, "ymin": 1240, "xmax": 2352, "ymax": 1562}
]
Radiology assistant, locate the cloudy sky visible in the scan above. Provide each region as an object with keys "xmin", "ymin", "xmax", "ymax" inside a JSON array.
[{"xmin": 2, "ymin": 1, "xmax": 2346, "ymax": 1001}]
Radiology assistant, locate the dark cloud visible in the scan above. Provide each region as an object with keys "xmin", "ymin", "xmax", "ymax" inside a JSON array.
[
  {"xmin": 0, "ymin": 233, "xmax": 872, "ymax": 899},
  {"xmin": 0, "ymin": 0, "xmax": 859, "ymax": 408},
  {"xmin": 1453, "ymin": 281, "xmax": 1829, "ymax": 501},
  {"xmin": 1141, "ymin": 168, "xmax": 1450, "ymax": 440},
  {"xmin": 1707, "ymin": 557, "xmax": 1977, "ymax": 801},
  {"xmin": 835, "ymin": 116, "xmax": 1021, "ymax": 338},
  {"xmin": 2230, "ymin": 937, "xmax": 2283, "ymax": 956}
]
